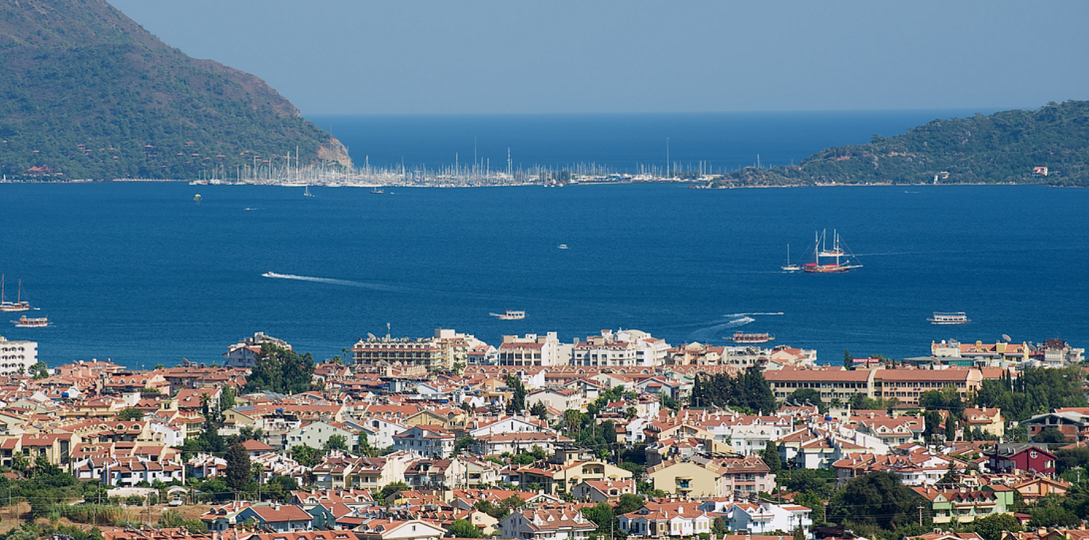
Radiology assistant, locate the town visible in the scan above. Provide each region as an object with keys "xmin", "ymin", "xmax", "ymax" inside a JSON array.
[{"xmin": 0, "ymin": 328, "xmax": 1086, "ymax": 540}]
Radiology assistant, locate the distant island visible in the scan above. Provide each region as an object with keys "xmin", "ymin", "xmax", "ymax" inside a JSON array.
[
  {"xmin": 0, "ymin": 0, "xmax": 350, "ymax": 181},
  {"xmin": 710, "ymin": 100, "xmax": 1089, "ymax": 188}
]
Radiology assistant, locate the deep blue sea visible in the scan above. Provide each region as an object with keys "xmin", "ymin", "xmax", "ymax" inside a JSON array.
[{"xmin": 2, "ymin": 111, "xmax": 1085, "ymax": 369}]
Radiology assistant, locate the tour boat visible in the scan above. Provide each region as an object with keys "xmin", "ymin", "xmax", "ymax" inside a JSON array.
[
  {"xmin": 0, "ymin": 275, "xmax": 32, "ymax": 312},
  {"xmin": 928, "ymin": 312, "xmax": 970, "ymax": 325},
  {"xmin": 490, "ymin": 310, "xmax": 526, "ymax": 320},
  {"xmin": 730, "ymin": 332, "xmax": 775, "ymax": 344},
  {"xmin": 804, "ymin": 230, "xmax": 862, "ymax": 273},
  {"xmin": 13, "ymin": 316, "xmax": 47, "ymax": 328}
]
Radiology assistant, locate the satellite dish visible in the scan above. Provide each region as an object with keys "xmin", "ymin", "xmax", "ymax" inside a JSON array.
[
  {"xmin": 368, "ymin": 332, "xmax": 377, "ymax": 340},
  {"xmin": 1002, "ymin": 334, "xmax": 1012, "ymax": 343}
]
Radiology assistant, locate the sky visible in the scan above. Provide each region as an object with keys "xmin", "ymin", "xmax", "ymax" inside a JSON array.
[{"xmin": 108, "ymin": 0, "xmax": 1089, "ymax": 116}]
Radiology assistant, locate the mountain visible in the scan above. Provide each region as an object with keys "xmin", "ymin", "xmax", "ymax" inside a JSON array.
[
  {"xmin": 712, "ymin": 101, "xmax": 1089, "ymax": 187},
  {"xmin": 0, "ymin": 0, "xmax": 350, "ymax": 180}
]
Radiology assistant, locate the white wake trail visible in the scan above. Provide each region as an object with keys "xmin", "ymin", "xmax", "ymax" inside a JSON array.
[{"xmin": 262, "ymin": 272, "xmax": 400, "ymax": 292}]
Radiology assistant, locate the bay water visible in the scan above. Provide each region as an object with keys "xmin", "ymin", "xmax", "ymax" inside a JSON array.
[{"xmin": 1, "ymin": 111, "xmax": 1084, "ymax": 369}]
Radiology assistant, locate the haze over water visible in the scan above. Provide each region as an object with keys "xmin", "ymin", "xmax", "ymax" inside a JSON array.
[{"xmin": 1, "ymin": 112, "xmax": 1083, "ymax": 369}]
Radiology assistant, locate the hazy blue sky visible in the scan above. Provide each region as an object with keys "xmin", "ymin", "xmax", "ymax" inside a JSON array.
[{"xmin": 109, "ymin": 0, "xmax": 1089, "ymax": 115}]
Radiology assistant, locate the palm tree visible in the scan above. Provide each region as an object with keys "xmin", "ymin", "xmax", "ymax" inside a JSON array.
[{"xmin": 252, "ymin": 463, "xmax": 265, "ymax": 485}]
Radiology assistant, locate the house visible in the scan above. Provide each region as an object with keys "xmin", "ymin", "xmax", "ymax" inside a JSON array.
[
  {"xmin": 284, "ymin": 421, "xmax": 357, "ymax": 453},
  {"xmin": 526, "ymin": 388, "xmax": 584, "ymax": 412},
  {"xmin": 985, "ymin": 444, "xmax": 1056, "ymax": 476},
  {"xmin": 497, "ymin": 506, "xmax": 598, "ymax": 540},
  {"xmin": 1012, "ymin": 476, "xmax": 1070, "ymax": 501},
  {"xmin": 618, "ymin": 501, "xmax": 712, "ymax": 538},
  {"xmin": 242, "ymin": 439, "xmax": 276, "ymax": 457},
  {"xmin": 356, "ymin": 519, "xmax": 446, "ymax": 540},
  {"xmin": 570, "ymin": 479, "xmax": 636, "ymax": 503},
  {"xmin": 509, "ymin": 447, "xmax": 633, "ymax": 495},
  {"xmin": 963, "ymin": 408, "xmax": 1004, "ymax": 438},
  {"xmin": 237, "ymin": 503, "xmax": 315, "ymax": 532},
  {"xmin": 1022, "ymin": 411, "xmax": 1089, "ymax": 443},
  {"xmin": 392, "ymin": 425, "xmax": 455, "ymax": 458},
  {"xmin": 472, "ymin": 432, "xmax": 572, "ymax": 456},
  {"xmin": 648, "ymin": 455, "xmax": 774, "ymax": 498},
  {"xmin": 728, "ymin": 502, "xmax": 813, "ymax": 536},
  {"xmin": 201, "ymin": 501, "xmax": 257, "ymax": 531},
  {"xmin": 911, "ymin": 485, "xmax": 1015, "ymax": 524},
  {"xmin": 223, "ymin": 332, "xmax": 293, "ymax": 369},
  {"xmin": 697, "ymin": 500, "xmax": 812, "ymax": 536}
]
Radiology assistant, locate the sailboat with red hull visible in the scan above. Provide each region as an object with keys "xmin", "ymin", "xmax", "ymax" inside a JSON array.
[{"xmin": 804, "ymin": 230, "xmax": 862, "ymax": 273}]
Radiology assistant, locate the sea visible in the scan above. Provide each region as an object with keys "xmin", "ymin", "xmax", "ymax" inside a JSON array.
[{"xmin": 2, "ymin": 110, "xmax": 1086, "ymax": 370}]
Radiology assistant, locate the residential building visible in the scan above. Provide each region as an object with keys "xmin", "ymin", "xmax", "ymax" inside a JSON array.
[
  {"xmin": 648, "ymin": 455, "xmax": 774, "ymax": 498},
  {"xmin": 911, "ymin": 485, "xmax": 1015, "ymax": 524},
  {"xmin": 964, "ymin": 407, "xmax": 1005, "ymax": 438},
  {"xmin": 526, "ymin": 388, "xmax": 584, "ymax": 412},
  {"xmin": 764, "ymin": 368, "xmax": 876, "ymax": 403},
  {"xmin": 392, "ymin": 425, "xmax": 455, "ymax": 458},
  {"xmin": 618, "ymin": 501, "xmax": 712, "ymax": 538},
  {"xmin": 509, "ymin": 447, "xmax": 633, "ymax": 495},
  {"xmin": 573, "ymin": 329, "xmax": 669, "ymax": 367},
  {"xmin": 236, "ymin": 504, "xmax": 315, "ymax": 532},
  {"xmin": 571, "ymin": 479, "xmax": 636, "ymax": 503},
  {"xmin": 350, "ymin": 336, "xmax": 447, "ymax": 370},
  {"xmin": 1022, "ymin": 410, "xmax": 1089, "ymax": 443},
  {"xmin": 498, "ymin": 333, "xmax": 564, "ymax": 367},
  {"xmin": 224, "ymin": 332, "xmax": 292, "ymax": 369},
  {"xmin": 985, "ymin": 443, "xmax": 1056, "ymax": 476},
  {"xmin": 284, "ymin": 421, "xmax": 357, "ymax": 453},
  {"xmin": 498, "ymin": 506, "xmax": 598, "ymax": 540},
  {"xmin": 355, "ymin": 519, "xmax": 446, "ymax": 540},
  {"xmin": 874, "ymin": 368, "xmax": 983, "ymax": 406},
  {"xmin": 0, "ymin": 335, "xmax": 37, "ymax": 376}
]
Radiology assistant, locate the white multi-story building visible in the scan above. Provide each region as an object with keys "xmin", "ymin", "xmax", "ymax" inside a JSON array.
[
  {"xmin": 697, "ymin": 500, "xmax": 812, "ymax": 536},
  {"xmin": 283, "ymin": 421, "xmax": 357, "ymax": 453},
  {"xmin": 498, "ymin": 332, "xmax": 563, "ymax": 367},
  {"xmin": 392, "ymin": 425, "xmax": 456, "ymax": 458},
  {"xmin": 573, "ymin": 329, "xmax": 670, "ymax": 367},
  {"xmin": 0, "ymin": 335, "xmax": 36, "ymax": 376},
  {"xmin": 223, "ymin": 332, "xmax": 291, "ymax": 369}
]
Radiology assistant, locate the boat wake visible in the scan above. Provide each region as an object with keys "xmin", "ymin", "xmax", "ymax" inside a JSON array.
[
  {"xmin": 687, "ymin": 316, "xmax": 755, "ymax": 342},
  {"xmin": 262, "ymin": 272, "xmax": 401, "ymax": 292}
]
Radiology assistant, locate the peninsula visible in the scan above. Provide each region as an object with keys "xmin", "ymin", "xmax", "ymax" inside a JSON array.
[
  {"xmin": 0, "ymin": 0, "xmax": 350, "ymax": 181},
  {"xmin": 711, "ymin": 100, "xmax": 1089, "ymax": 188}
]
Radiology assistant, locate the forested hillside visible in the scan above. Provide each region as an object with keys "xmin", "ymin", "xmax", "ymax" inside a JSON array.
[
  {"xmin": 713, "ymin": 101, "xmax": 1089, "ymax": 187},
  {"xmin": 0, "ymin": 0, "xmax": 350, "ymax": 180}
]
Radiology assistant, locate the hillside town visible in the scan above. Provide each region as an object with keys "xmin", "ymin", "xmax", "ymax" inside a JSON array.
[{"xmin": 0, "ymin": 328, "xmax": 1087, "ymax": 540}]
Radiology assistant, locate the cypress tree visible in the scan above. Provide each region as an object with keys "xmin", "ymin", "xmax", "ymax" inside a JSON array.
[{"xmin": 225, "ymin": 442, "xmax": 252, "ymax": 491}]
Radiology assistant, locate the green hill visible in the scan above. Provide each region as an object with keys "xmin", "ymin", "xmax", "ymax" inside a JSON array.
[
  {"xmin": 713, "ymin": 101, "xmax": 1089, "ymax": 187},
  {"xmin": 0, "ymin": 0, "xmax": 350, "ymax": 180}
]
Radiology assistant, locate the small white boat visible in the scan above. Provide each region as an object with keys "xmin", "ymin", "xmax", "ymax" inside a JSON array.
[
  {"xmin": 558, "ymin": 244, "xmax": 568, "ymax": 250},
  {"xmin": 490, "ymin": 310, "xmax": 526, "ymax": 320}
]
